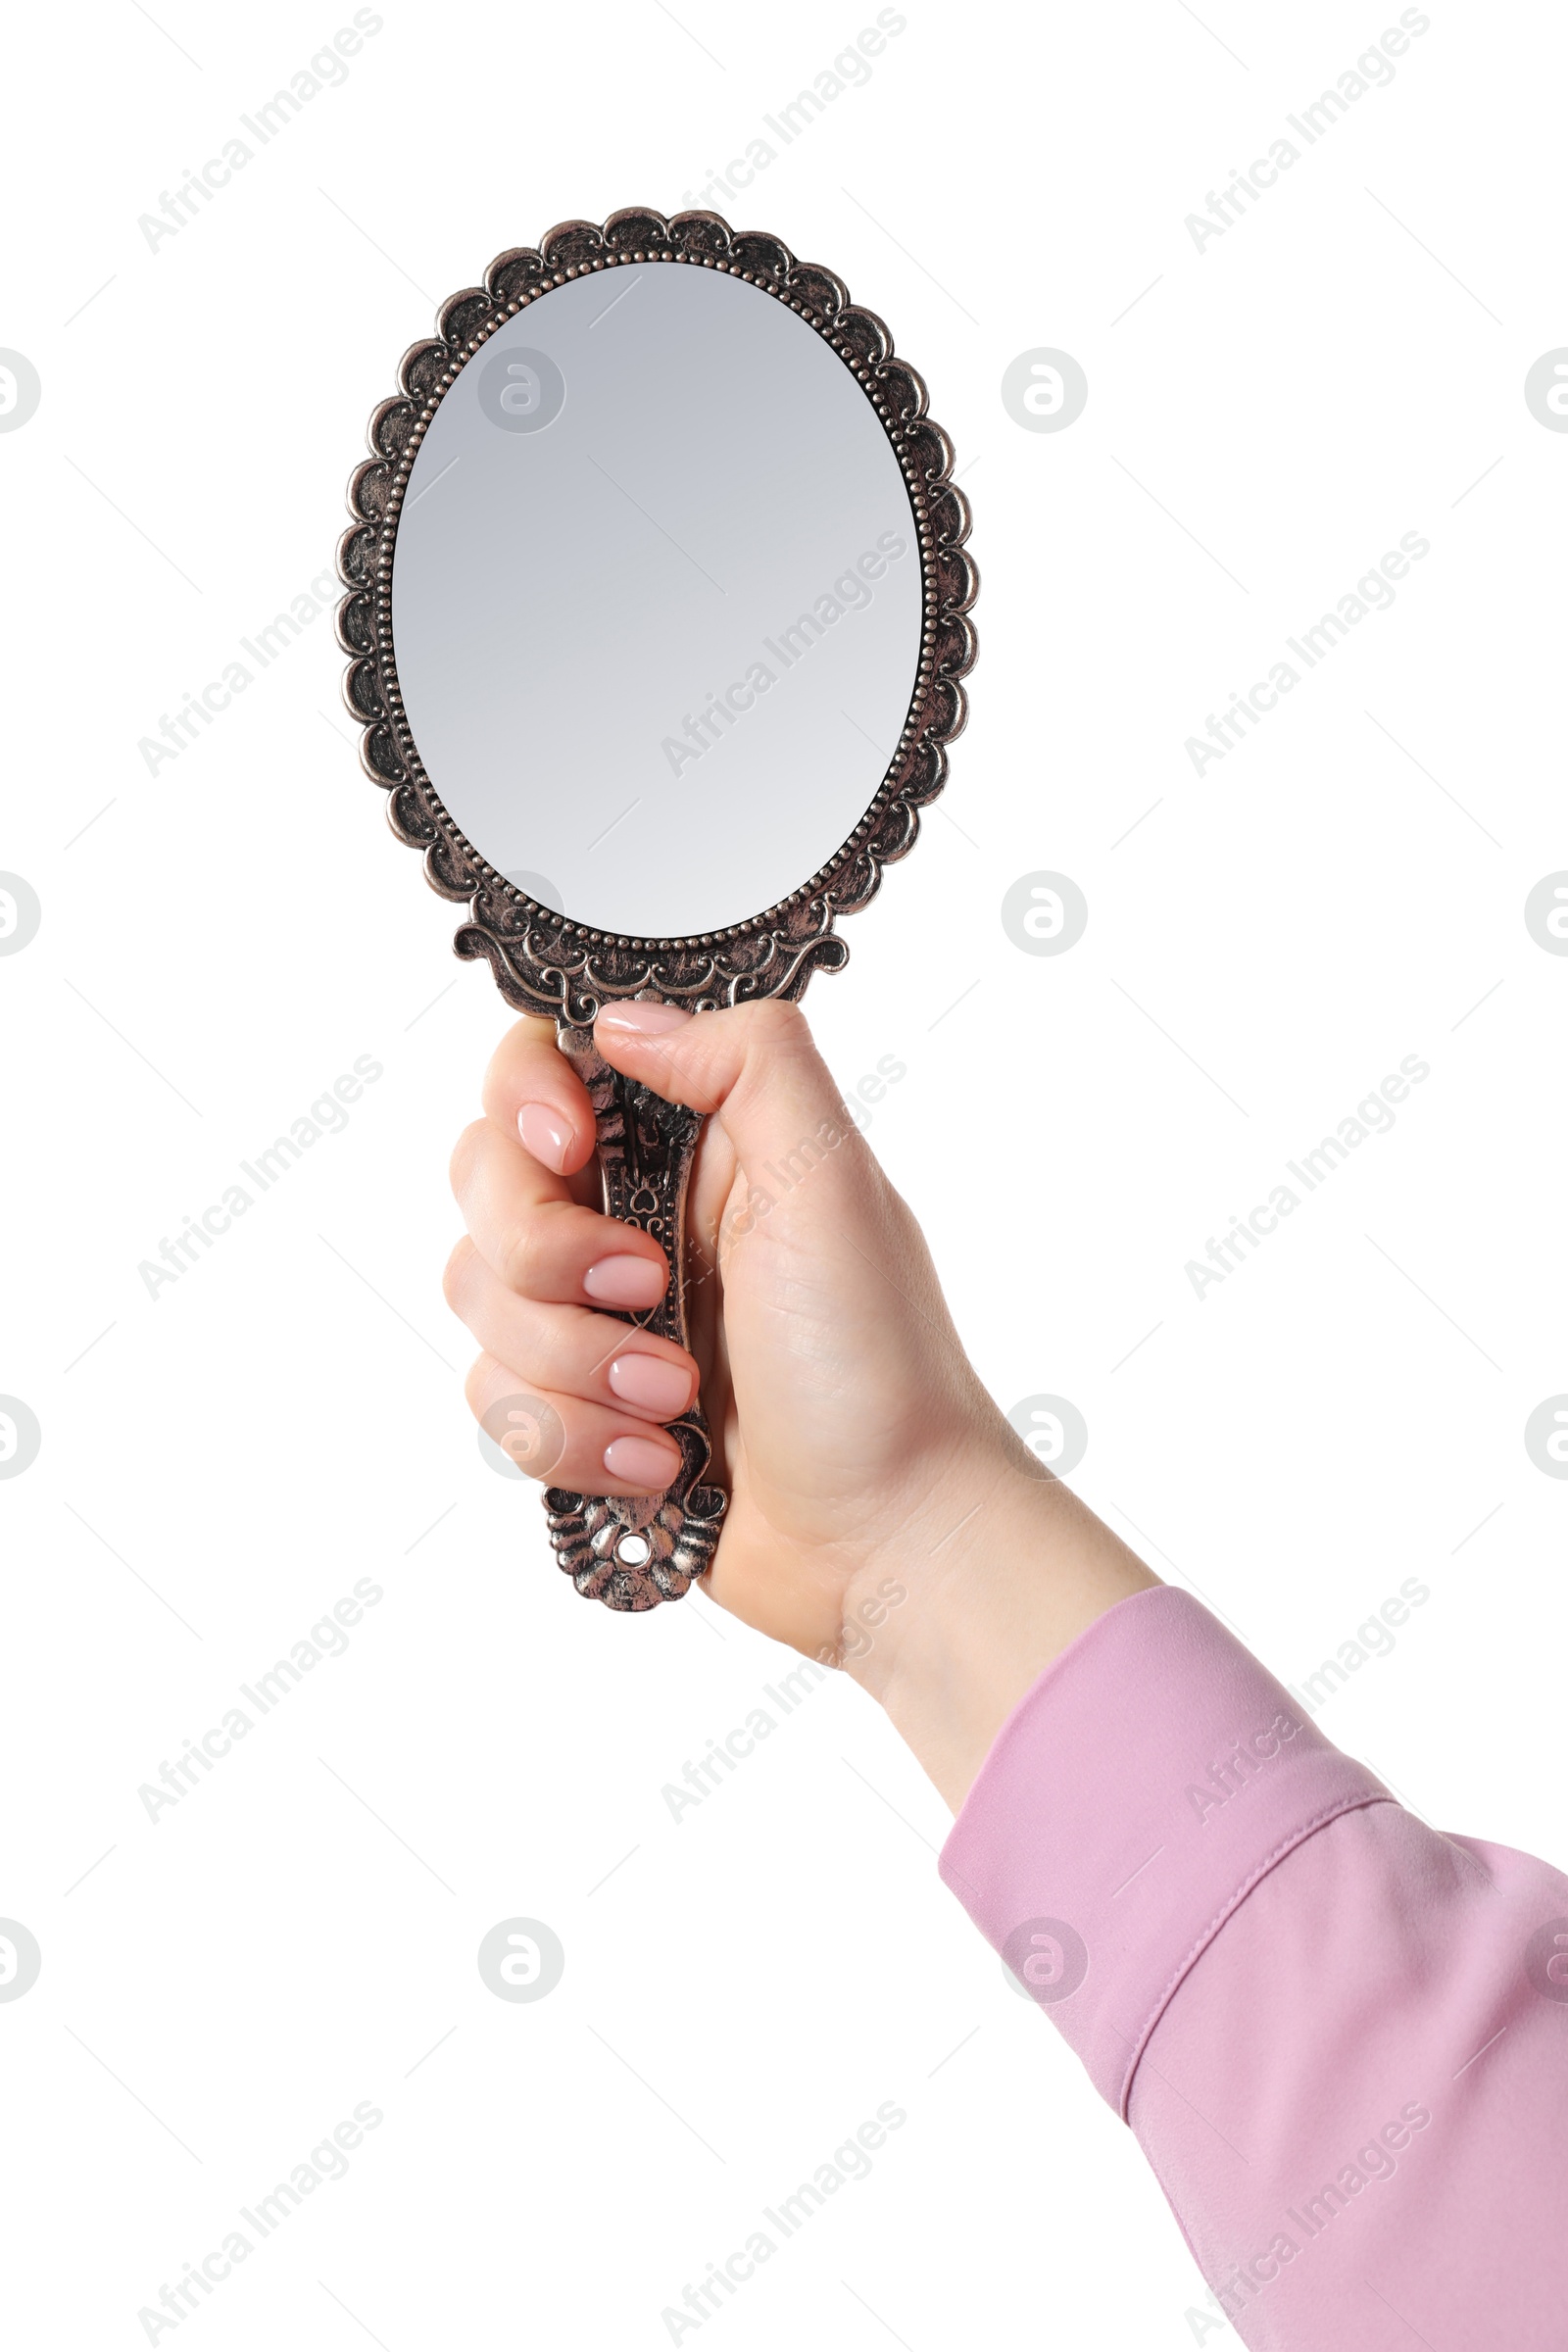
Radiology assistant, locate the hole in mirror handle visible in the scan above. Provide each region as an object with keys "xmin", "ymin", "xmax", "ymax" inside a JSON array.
[{"xmin": 542, "ymin": 1021, "xmax": 726, "ymax": 1610}]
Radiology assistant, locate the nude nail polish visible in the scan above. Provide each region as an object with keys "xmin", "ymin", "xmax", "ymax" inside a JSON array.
[
  {"xmin": 517, "ymin": 1102, "xmax": 572, "ymax": 1172},
  {"xmin": 597, "ymin": 1002, "xmax": 692, "ymax": 1035},
  {"xmin": 583, "ymin": 1254, "xmax": 667, "ymax": 1308},
  {"xmin": 607, "ymin": 1352, "xmax": 693, "ymax": 1416},
  {"xmin": 603, "ymin": 1433, "xmax": 681, "ymax": 1489}
]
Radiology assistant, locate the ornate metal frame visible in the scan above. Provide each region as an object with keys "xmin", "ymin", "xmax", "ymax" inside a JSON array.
[{"xmin": 337, "ymin": 205, "xmax": 977, "ymax": 1610}]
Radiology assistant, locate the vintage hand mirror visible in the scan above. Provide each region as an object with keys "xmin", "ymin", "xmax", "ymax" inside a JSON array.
[{"xmin": 337, "ymin": 207, "xmax": 976, "ymax": 1612}]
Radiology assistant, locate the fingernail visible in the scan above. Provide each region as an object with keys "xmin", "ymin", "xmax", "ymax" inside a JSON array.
[
  {"xmin": 607, "ymin": 1352, "xmax": 694, "ymax": 1416},
  {"xmin": 518, "ymin": 1102, "xmax": 573, "ymax": 1172},
  {"xmin": 584, "ymin": 1254, "xmax": 667, "ymax": 1308},
  {"xmin": 604, "ymin": 1433, "xmax": 681, "ymax": 1489},
  {"xmin": 597, "ymin": 1001, "xmax": 692, "ymax": 1036}
]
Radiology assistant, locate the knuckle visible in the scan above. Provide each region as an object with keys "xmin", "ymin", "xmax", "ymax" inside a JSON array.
[
  {"xmin": 497, "ymin": 1211, "xmax": 549, "ymax": 1298},
  {"xmin": 441, "ymin": 1236, "xmax": 476, "ymax": 1313},
  {"xmin": 448, "ymin": 1118, "xmax": 488, "ymax": 1202},
  {"xmin": 735, "ymin": 998, "xmax": 808, "ymax": 1052},
  {"xmin": 485, "ymin": 1018, "xmax": 571, "ymax": 1117},
  {"xmin": 496, "ymin": 1198, "xmax": 587, "ymax": 1298},
  {"xmin": 734, "ymin": 999, "xmax": 819, "ymax": 1086}
]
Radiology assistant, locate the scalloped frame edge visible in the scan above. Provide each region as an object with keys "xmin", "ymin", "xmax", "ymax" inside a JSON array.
[{"xmin": 336, "ymin": 204, "xmax": 978, "ymax": 1024}]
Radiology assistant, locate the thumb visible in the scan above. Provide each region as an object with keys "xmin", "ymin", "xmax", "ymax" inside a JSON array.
[{"xmin": 592, "ymin": 999, "xmax": 864, "ymax": 1178}]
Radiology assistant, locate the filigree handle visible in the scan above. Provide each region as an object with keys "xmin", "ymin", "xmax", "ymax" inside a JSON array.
[{"xmin": 541, "ymin": 1022, "xmax": 726, "ymax": 1610}]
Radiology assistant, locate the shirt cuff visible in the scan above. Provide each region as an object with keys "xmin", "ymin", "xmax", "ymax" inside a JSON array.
[{"xmin": 938, "ymin": 1584, "xmax": 1395, "ymax": 2118}]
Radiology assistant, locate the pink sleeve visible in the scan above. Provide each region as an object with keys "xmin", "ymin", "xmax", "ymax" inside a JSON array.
[{"xmin": 939, "ymin": 1585, "xmax": 1568, "ymax": 2349}]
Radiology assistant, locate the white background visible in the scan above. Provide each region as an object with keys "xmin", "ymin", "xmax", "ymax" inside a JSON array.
[{"xmin": 3, "ymin": 2, "xmax": 1565, "ymax": 2345}]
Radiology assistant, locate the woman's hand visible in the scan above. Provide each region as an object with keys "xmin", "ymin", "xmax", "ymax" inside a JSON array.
[{"xmin": 445, "ymin": 999, "xmax": 1157, "ymax": 1806}]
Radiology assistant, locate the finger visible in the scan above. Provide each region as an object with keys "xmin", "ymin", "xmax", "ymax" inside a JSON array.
[
  {"xmin": 481, "ymin": 1014, "xmax": 597, "ymax": 1176},
  {"xmin": 444, "ymin": 1239, "xmax": 698, "ymax": 1422},
  {"xmin": 465, "ymin": 1350, "xmax": 683, "ymax": 1495},
  {"xmin": 594, "ymin": 998, "xmax": 867, "ymax": 1183},
  {"xmin": 450, "ymin": 1117, "xmax": 669, "ymax": 1310}
]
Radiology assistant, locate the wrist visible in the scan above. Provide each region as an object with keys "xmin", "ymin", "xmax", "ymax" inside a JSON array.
[{"xmin": 839, "ymin": 1447, "xmax": 1160, "ymax": 1812}]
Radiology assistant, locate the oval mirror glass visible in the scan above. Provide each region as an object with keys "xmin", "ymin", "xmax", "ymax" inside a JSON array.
[{"xmin": 390, "ymin": 262, "xmax": 924, "ymax": 939}]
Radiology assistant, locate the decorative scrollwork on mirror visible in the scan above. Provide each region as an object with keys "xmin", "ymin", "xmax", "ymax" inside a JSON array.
[{"xmin": 335, "ymin": 205, "xmax": 977, "ymax": 1025}]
